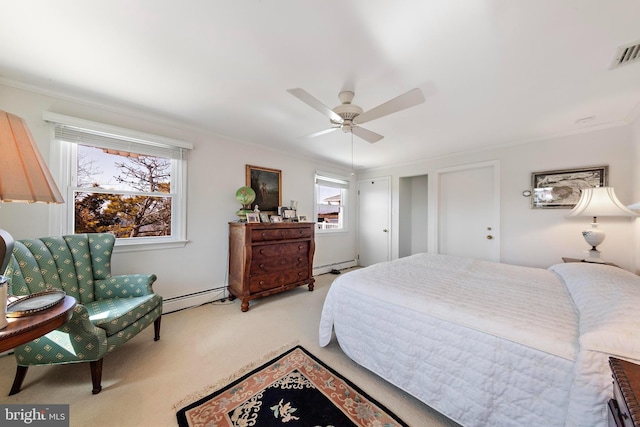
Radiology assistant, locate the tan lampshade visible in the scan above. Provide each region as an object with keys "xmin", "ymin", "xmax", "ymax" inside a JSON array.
[{"xmin": 0, "ymin": 110, "xmax": 64, "ymax": 203}]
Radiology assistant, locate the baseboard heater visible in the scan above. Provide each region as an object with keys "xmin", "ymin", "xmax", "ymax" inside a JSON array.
[
  {"xmin": 313, "ymin": 259, "xmax": 357, "ymax": 275},
  {"xmin": 165, "ymin": 260, "xmax": 357, "ymax": 313},
  {"xmin": 163, "ymin": 286, "xmax": 228, "ymax": 313}
]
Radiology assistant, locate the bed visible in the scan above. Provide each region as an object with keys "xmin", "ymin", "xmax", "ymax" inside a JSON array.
[{"xmin": 318, "ymin": 253, "xmax": 640, "ymax": 427}]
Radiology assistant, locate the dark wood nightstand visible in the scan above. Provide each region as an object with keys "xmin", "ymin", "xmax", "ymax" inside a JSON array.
[
  {"xmin": 562, "ymin": 257, "xmax": 619, "ymax": 268},
  {"xmin": 608, "ymin": 357, "xmax": 640, "ymax": 427}
]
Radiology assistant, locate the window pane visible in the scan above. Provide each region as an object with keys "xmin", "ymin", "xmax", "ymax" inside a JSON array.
[
  {"xmin": 316, "ymin": 183, "xmax": 344, "ymax": 230},
  {"xmin": 77, "ymin": 145, "xmax": 170, "ymax": 193},
  {"xmin": 74, "ymin": 143, "xmax": 173, "ymax": 239},
  {"xmin": 75, "ymin": 192, "xmax": 172, "ymax": 238}
]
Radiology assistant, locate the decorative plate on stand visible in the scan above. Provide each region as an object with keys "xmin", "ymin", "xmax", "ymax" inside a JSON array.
[{"xmin": 6, "ymin": 289, "xmax": 67, "ymax": 317}]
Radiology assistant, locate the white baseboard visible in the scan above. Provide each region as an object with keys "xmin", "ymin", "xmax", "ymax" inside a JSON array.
[
  {"xmin": 313, "ymin": 259, "xmax": 358, "ymax": 276},
  {"xmin": 163, "ymin": 288, "xmax": 228, "ymax": 313},
  {"xmin": 163, "ymin": 260, "xmax": 357, "ymax": 313}
]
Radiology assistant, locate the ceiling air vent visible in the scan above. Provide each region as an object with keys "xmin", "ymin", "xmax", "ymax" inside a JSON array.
[{"xmin": 610, "ymin": 40, "xmax": 640, "ymax": 69}]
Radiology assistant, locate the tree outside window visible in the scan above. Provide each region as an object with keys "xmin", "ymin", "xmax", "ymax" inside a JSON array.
[{"xmin": 74, "ymin": 145, "xmax": 173, "ymax": 239}]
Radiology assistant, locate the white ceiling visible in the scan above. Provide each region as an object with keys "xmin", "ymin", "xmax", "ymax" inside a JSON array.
[{"xmin": 1, "ymin": 1, "xmax": 640, "ymax": 170}]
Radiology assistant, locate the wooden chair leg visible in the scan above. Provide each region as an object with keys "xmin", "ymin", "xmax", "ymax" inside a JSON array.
[
  {"xmin": 9, "ymin": 365, "xmax": 28, "ymax": 396},
  {"xmin": 90, "ymin": 359, "xmax": 103, "ymax": 395},
  {"xmin": 153, "ymin": 316, "xmax": 161, "ymax": 341}
]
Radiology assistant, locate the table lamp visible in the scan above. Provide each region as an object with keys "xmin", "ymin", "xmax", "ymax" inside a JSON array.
[
  {"xmin": 0, "ymin": 110, "xmax": 64, "ymax": 329},
  {"xmin": 568, "ymin": 187, "xmax": 638, "ymax": 262}
]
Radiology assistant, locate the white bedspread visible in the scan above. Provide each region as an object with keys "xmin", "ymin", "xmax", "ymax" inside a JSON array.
[{"xmin": 319, "ymin": 253, "xmax": 640, "ymax": 426}]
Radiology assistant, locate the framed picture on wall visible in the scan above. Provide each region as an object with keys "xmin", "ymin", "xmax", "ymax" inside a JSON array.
[
  {"xmin": 531, "ymin": 165, "xmax": 608, "ymax": 209},
  {"xmin": 246, "ymin": 165, "xmax": 282, "ymax": 212}
]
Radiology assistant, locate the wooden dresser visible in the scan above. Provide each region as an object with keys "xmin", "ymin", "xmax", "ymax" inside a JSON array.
[
  {"xmin": 227, "ymin": 222, "xmax": 315, "ymax": 312},
  {"xmin": 609, "ymin": 357, "xmax": 640, "ymax": 427}
]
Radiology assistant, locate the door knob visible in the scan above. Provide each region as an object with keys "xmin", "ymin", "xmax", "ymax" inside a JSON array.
[
  {"xmin": 486, "ymin": 235, "xmax": 493, "ymax": 240},
  {"xmin": 383, "ymin": 229, "xmax": 388, "ymax": 233}
]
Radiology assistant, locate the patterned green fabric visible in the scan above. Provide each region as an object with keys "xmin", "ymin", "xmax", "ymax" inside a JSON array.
[
  {"xmin": 85, "ymin": 294, "xmax": 161, "ymax": 336},
  {"xmin": 40, "ymin": 237, "xmax": 82, "ymax": 300},
  {"xmin": 62, "ymin": 235, "xmax": 96, "ymax": 304},
  {"xmin": 3, "ymin": 233, "xmax": 162, "ymax": 369},
  {"xmin": 103, "ymin": 304, "xmax": 163, "ymax": 353},
  {"xmin": 88, "ymin": 233, "xmax": 114, "ymax": 280},
  {"xmin": 95, "ymin": 274, "xmax": 158, "ymax": 300},
  {"xmin": 14, "ymin": 305, "xmax": 108, "ymax": 365}
]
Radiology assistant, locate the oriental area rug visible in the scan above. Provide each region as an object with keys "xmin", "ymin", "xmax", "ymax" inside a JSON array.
[{"xmin": 176, "ymin": 345, "xmax": 408, "ymax": 427}]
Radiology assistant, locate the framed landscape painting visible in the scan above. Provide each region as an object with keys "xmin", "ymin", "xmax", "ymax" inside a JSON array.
[
  {"xmin": 531, "ymin": 165, "xmax": 608, "ymax": 208},
  {"xmin": 246, "ymin": 165, "xmax": 282, "ymax": 212}
]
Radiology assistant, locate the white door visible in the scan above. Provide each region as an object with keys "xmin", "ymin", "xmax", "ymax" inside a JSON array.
[
  {"xmin": 358, "ymin": 177, "xmax": 391, "ymax": 267},
  {"xmin": 435, "ymin": 161, "xmax": 499, "ymax": 261}
]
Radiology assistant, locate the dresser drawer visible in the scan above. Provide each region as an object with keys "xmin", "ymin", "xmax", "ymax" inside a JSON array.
[
  {"xmin": 610, "ymin": 399, "xmax": 626, "ymax": 427},
  {"xmin": 610, "ymin": 357, "xmax": 640, "ymax": 427},
  {"xmin": 253, "ymin": 242, "xmax": 309, "ymax": 259},
  {"xmin": 251, "ymin": 227, "xmax": 312, "ymax": 242},
  {"xmin": 249, "ymin": 268, "xmax": 309, "ymax": 293},
  {"xmin": 250, "ymin": 255, "xmax": 308, "ymax": 274},
  {"xmin": 228, "ymin": 222, "xmax": 315, "ymax": 312},
  {"xmin": 614, "ymin": 379, "xmax": 636, "ymax": 427}
]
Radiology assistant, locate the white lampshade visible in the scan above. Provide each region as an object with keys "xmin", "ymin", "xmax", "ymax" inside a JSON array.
[
  {"xmin": 0, "ymin": 110, "xmax": 65, "ymax": 329},
  {"xmin": 569, "ymin": 187, "xmax": 638, "ymax": 218},
  {"xmin": 568, "ymin": 187, "xmax": 638, "ymax": 262},
  {"xmin": 628, "ymin": 201, "xmax": 640, "ymax": 210}
]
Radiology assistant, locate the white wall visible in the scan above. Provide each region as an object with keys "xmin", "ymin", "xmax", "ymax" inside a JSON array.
[
  {"xmin": 631, "ymin": 118, "xmax": 640, "ymax": 273},
  {"xmin": 358, "ymin": 125, "xmax": 638, "ymax": 271},
  {"xmin": 399, "ymin": 175, "xmax": 429, "ymax": 258},
  {"xmin": 0, "ymin": 83, "xmax": 357, "ymax": 311}
]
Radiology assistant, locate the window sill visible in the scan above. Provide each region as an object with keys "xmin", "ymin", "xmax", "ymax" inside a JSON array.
[{"xmin": 113, "ymin": 239, "xmax": 189, "ymax": 253}]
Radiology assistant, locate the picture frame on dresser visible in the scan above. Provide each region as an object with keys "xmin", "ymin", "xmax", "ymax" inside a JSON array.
[
  {"xmin": 246, "ymin": 212, "xmax": 260, "ymax": 223},
  {"xmin": 531, "ymin": 165, "xmax": 608, "ymax": 209},
  {"xmin": 246, "ymin": 164, "xmax": 282, "ymax": 212}
]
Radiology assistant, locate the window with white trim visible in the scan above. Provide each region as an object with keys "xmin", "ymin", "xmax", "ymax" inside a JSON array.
[
  {"xmin": 46, "ymin": 113, "xmax": 192, "ymax": 249},
  {"xmin": 315, "ymin": 172, "xmax": 349, "ymax": 233}
]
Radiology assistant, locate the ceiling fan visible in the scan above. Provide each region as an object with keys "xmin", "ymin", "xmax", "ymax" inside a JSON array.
[{"xmin": 287, "ymin": 87, "xmax": 425, "ymax": 143}]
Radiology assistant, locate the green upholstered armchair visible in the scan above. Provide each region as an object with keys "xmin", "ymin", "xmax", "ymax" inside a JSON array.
[{"xmin": 3, "ymin": 233, "xmax": 162, "ymax": 394}]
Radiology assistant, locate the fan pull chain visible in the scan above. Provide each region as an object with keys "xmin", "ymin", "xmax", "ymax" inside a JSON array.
[{"xmin": 351, "ymin": 132, "xmax": 355, "ymax": 176}]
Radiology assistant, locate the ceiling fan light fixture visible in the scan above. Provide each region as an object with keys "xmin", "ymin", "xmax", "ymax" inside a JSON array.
[
  {"xmin": 288, "ymin": 86, "xmax": 424, "ymax": 144},
  {"xmin": 332, "ymin": 104, "xmax": 363, "ymax": 123}
]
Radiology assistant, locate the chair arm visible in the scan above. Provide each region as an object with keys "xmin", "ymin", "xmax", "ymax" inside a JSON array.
[
  {"xmin": 94, "ymin": 274, "xmax": 158, "ymax": 300},
  {"xmin": 14, "ymin": 303, "xmax": 108, "ymax": 365}
]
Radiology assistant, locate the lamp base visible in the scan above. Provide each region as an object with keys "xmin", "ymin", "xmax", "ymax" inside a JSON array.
[
  {"xmin": 582, "ymin": 249, "xmax": 605, "ymax": 264},
  {"xmin": 0, "ymin": 278, "xmax": 8, "ymax": 330}
]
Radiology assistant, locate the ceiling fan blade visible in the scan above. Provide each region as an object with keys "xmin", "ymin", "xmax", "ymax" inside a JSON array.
[
  {"xmin": 287, "ymin": 88, "xmax": 343, "ymax": 124},
  {"xmin": 353, "ymin": 88, "xmax": 425, "ymax": 125},
  {"xmin": 352, "ymin": 126, "xmax": 383, "ymax": 143},
  {"xmin": 301, "ymin": 127, "xmax": 339, "ymax": 139}
]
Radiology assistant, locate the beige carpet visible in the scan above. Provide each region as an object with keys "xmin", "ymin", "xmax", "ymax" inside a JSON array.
[{"xmin": 0, "ymin": 270, "xmax": 460, "ymax": 427}]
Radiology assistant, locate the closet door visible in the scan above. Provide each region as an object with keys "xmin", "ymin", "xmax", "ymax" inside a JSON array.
[
  {"xmin": 435, "ymin": 161, "xmax": 500, "ymax": 262},
  {"xmin": 358, "ymin": 176, "xmax": 391, "ymax": 267}
]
